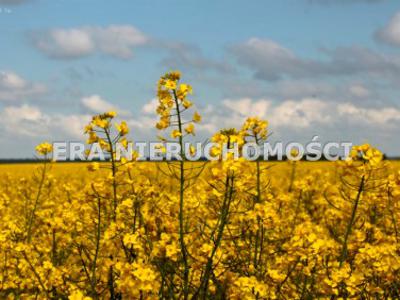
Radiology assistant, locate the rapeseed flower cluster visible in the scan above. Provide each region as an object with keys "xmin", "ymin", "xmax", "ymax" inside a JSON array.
[{"xmin": 0, "ymin": 72, "xmax": 399, "ymax": 299}]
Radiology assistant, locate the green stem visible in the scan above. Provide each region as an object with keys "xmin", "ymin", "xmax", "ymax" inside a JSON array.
[
  {"xmin": 200, "ymin": 171, "xmax": 235, "ymax": 298},
  {"xmin": 90, "ymin": 195, "xmax": 101, "ymax": 298},
  {"xmin": 104, "ymin": 128, "xmax": 118, "ymax": 221},
  {"xmin": 27, "ymin": 159, "xmax": 47, "ymax": 243},
  {"xmin": 173, "ymin": 89, "xmax": 189, "ymax": 300},
  {"xmin": 339, "ymin": 175, "xmax": 365, "ymax": 266}
]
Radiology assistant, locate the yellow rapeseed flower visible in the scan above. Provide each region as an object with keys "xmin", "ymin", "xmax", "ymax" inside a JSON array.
[{"xmin": 35, "ymin": 142, "xmax": 53, "ymax": 156}]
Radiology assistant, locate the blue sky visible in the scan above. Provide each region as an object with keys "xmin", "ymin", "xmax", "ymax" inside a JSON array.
[{"xmin": 0, "ymin": 0, "xmax": 400, "ymax": 157}]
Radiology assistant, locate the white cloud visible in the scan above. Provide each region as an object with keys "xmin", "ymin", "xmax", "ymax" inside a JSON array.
[
  {"xmin": 141, "ymin": 98, "xmax": 158, "ymax": 115},
  {"xmin": 199, "ymin": 98, "xmax": 400, "ymax": 135},
  {"xmin": 230, "ymin": 38, "xmax": 305, "ymax": 81},
  {"xmin": 0, "ymin": 104, "xmax": 92, "ymax": 139},
  {"xmin": 42, "ymin": 29, "xmax": 94, "ymax": 58},
  {"xmin": 3, "ymin": 104, "xmax": 42, "ymax": 122},
  {"xmin": 89, "ymin": 25, "xmax": 149, "ymax": 59},
  {"xmin": 222, "ymin": 98, "xmax": 271, "ymax": 118},
  {"xmin": 80, "ymin": 94, "xmax": 132, "ymax": 118},
  {"xmin": 81, "ymin": 98, "xmax": 158, "ymax": 139},
  {"xmin": 0, "ymin": 71, "xmax": 26, "ymax": 89},
  {"xmin": 53, "ymin": 114, "xmax": 92, "ymax": 138},
  {"xmin": 231, "ymin": 38, "xmax": 400, "ymax": 81},
  {"xmin": 0, "ymin": 105, "xmax": 48, "ymax": 137},
  {"xmin": 81, "ymin": 95, "xmax": 118, "ymax": 114},
  {"xmin": 4, "ymin": 99, "xmax": 399, "ymax": 142},
  {"xmin": 1, "ymin": 99, "xmax": 400, "ymax": 157},
  {"xmin": 349, "ymin": 84, "xmax": 370, "ymax": 98},
  {"xmin": 338, "ymin": 103, "xmax": 400, "ymax": 126},
  {"xmin": 0, "ymin": 71, "xmax": 47, "ymax": 102},
  {"xmin": 190, "ymin": 98, "xmax": 333, "ymax": 135},
  {"xmin": 31, "ymin": 25, "xmax": 149, "ymax": 59},
  {"xmin": 269, "ymin": 99, "xmax": 332, "ymax": 128},
  {"xmin": 375, "ymin": 12, "xmax": 400, "ymax": 47}
]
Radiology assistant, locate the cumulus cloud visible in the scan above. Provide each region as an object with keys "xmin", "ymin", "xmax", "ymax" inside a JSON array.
[
  {"xmin": 218, "ymin": 98, "xmax": 331, "ymax": 130},
  {"xmin": 375, "ymin": 12, "xmax": 400, "ymax": 47},
  {"xmin": 349, "ymin": 84, "xmax": 370, "ymax": 98},
  {"xmin": 0, "ymin": 104, "xmax": 91, "ymax": 139},
  {"xmin": 0, "ymin": 100, "xmax": 156, "ymax": 149},
  {"xmin": 230, "ymin": 38, "xmax": 400, "ymax": 81},
  {"xmin": 1, "ymin": 98, "xmax": 400, "ymax": 157},
  {"xmin": 81, "ymin": 94, "xmax": 132, "ymax": 118},
  {"xmin": 222, "ymin": 98, "xmax": 271, "ymax": 118},
  {"xmin": 30, "ymin": 25, "xmax": 149, "ymax": 59},
  {"xmin": 0, "ymin": 95, "xmax": 137, "ymax": 144},
  {"xmin": 0, "ymin": 105, "xmax": 46, "ymax": 137},
  {"xmin": 54, "ymin": 114, "xmax": 92, "ymax": 138},
  {"xmin": 194, "ymin": 97, "xmax": 400, "ymax": 137},
  {"xmin": 0, "ymin": 71, "xmax": 47, "ymax": 102},
  {"xmin": 141, "ymin": 98, "xmax": 158, "ymax": 115},
  {"xmin": 269, "ymin": 99, "xmax": 332, "ymax": 128},
  {"xmin": 126, "ymin": 98, "xmax": 400, "ymax": 142},
  {"xmin": 338, "ymin": 103, "xmax": 400, "ymax": 126},
  {"xmin": 230, "ymin": 38, "xmax": 309, "ymax": 81},
  {"xmin": 81, "ymin": 95, "xmax": 118, "ymax": 114}
]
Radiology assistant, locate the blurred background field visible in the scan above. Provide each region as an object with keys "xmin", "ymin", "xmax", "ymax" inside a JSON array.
[{"xmin": 1, "ymin": 160, "xmax": 399, "ymax": 181}]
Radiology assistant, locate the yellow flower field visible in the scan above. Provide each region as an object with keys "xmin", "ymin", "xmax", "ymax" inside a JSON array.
[{"xmin": 1, "ymin": 72, "xmax": 400, "ymax": 299}]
